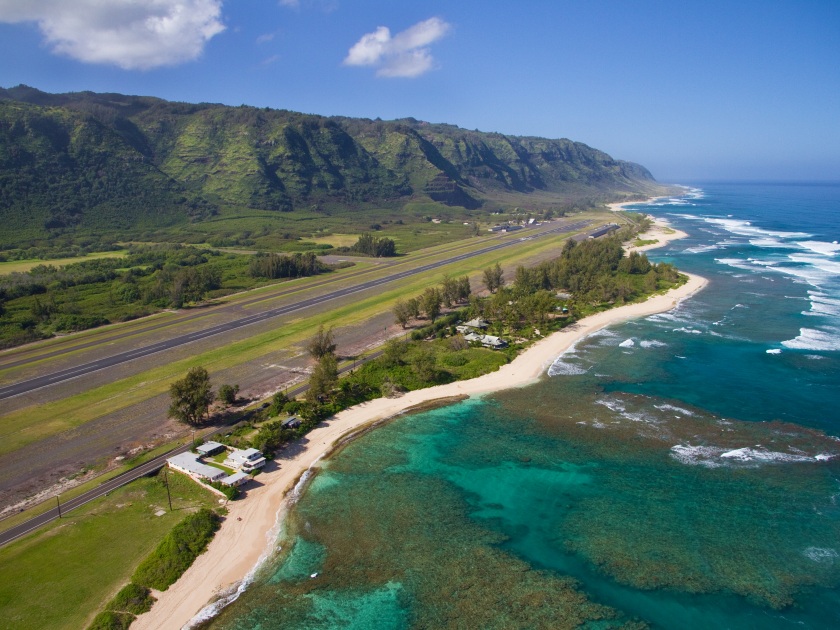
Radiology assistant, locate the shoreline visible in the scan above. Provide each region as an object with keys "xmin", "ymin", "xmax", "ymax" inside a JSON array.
[
  {"xmin": 134, "ymin": 250, "xmax": 707, "ymax": 630},
  {"xmin": 608, "ymin": 199, "xmax": 689, "ymax": 254}
]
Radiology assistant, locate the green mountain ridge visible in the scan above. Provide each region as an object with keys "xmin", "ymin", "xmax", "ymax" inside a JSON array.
[{"xmin": 0, "ymin": 85, "xmax": 667, "ymax": 245}]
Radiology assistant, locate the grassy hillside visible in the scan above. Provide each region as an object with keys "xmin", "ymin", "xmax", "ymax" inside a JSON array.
[{"xmin": 0, "ymin": 85, "xmax": 671, "ymax": 251}]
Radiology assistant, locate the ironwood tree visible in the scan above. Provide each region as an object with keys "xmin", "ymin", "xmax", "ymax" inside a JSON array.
[
  {"xmin": 306, "ymin": 353, "xmax": 338, "ymax": 404},
  {"xmin": 482, "ymin": 262, "xmax": 504, "ymax": 293},
  {"xmin": 393, "ymin": 299, "xmax": 411, "ymax": 328},
  {"xmin": 168, "ymin": 366, "xmax": 215, "ymax": 426},
  {"xmin": 306, "ymin": 325, "xmax": 337, "ymax": 359},
  {"xmin": 421, "ymin": 287, "xmax": 442, "ymax": 322},
  {"xmin": 218, "ymin": 383, "xmax": 239, "ymax": 405}
]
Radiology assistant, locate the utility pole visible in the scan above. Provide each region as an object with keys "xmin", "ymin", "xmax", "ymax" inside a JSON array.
[
  {"xmin": 164, "ymin": 467, "xmax": 173, "ymax": 512},
  {"xmin": 56, "ymin": 496, "xmax": 61, "ymax": 519}
]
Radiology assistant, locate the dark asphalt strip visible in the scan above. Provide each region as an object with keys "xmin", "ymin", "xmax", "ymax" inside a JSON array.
[{"xmin": 0, "ymin": 221, "xmax": 589, "ymax": 400}]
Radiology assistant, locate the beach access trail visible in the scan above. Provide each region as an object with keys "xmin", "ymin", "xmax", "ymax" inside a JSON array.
[{"xmin": 135, "ymin": 219, "xmax": 707, "ymax": 630}]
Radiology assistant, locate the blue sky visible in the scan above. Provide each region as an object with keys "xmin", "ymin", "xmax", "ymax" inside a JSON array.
[{"xmin": 1, "ymin": 0, "xmax": 838, "ymax": 183}]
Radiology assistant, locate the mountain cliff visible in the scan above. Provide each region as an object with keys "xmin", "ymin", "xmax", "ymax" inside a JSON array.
[{"xmin": 0, "ymin": 85, "xmax": 666, "ymax": 244}]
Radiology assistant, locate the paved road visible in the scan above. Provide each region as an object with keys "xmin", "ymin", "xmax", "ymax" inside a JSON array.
[
  {"xmin": 0, "ymin": 220, "xmax": 591, "ymax": 400},
  {"xmin": 0, "ymin": 349, "xmax": 378, "ymax": 547}
]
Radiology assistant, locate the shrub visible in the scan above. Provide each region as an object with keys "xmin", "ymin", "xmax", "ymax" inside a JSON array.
[
  {"xmin": 283, "ymin": 400, "xmax": 303, "ymax": 415},
  {"xmin": 202, "ymin": 479, "xmax": 240, "ymax": 500},
  {"xmin": 86, "ymin": 611, "xmax": 134, "ymax": 630},
  {"xmin": 132, "ymin": 508, "xmax": 221, "ymax": 591},
  {"xmin": 106, "ymin": 583, "xmax": 155, "ymax": 615},
  {"xmin": 218, "ymin": 383, "xmax": 239, "ymax": 405}
]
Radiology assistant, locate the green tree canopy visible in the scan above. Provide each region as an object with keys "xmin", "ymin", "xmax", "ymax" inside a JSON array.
[
  {"xmin": 306, "ymin": 353, "xmax": 339, "ymax": 404},
  {"xmin": 483, "ymin": 262, "xmax": 504, "ymax": 293},
  {"xmin": 218, "ymin": 383, "xmax": 239, "ymax": 405},
  {"xmin": 306, "ymin": 324, "xmax": 337, "ymax": 360},
  {"xmin": 168, "ymin": 366, "xmax": 215, "ymax": 426}
]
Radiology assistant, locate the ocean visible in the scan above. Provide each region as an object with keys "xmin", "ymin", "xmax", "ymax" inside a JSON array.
[{"xmin": 203, "ymin": 182, "xmax": 840, "ymax": 629}]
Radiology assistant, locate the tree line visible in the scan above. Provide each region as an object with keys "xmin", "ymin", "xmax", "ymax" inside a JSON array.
[
  {"xmin": 392, "ymin": 274, "xmax": 472, "ymax": 327},
  {"xmin": 337, "ymin": 233, "xmax": 397, "ymax": 257},
  {"xmin": 247, "ymin": 251, "xmax": 326, "ymax": 279},
  {"xmin": 0, "ymin": 244, "xmax": 340, "ymax": 349}
]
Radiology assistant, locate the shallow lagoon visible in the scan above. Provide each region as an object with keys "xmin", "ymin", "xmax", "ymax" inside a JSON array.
[{"xmin": 207, "ymin": 183, "xmax": 840, "ymax": 629}]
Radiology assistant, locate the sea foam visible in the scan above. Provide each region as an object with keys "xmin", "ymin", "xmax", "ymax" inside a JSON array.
[
  {"xmin": 804, "ymin": 547, "xmax": 839, "ymax": 563},
  {"xmin": 671, "ymin": 444, "xmax": 832, "ymax": 468},
  {"xmin": 782, "ymin": 327, "xmax": 840, "ymax": 352},
  {"xmin": 639, "ymin": 339, "xmax": 667, "ymax": 348},
  {"xmin": 796, "ymin": 240, "xmax": 840, "ymax": 257}
]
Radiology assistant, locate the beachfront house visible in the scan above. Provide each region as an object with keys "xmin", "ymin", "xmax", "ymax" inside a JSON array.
[
  {"xmin": 462, "ymin": 331, "xmax": 508, "ymax": 350},
  {"xmin": 196, "ymin": 440, "xmax": 226, "ymax": 457},
  {"xmin": 480, "ymin": 335, "xmax": 508, "ymax": 349},
  {"xmin": 168, "ymin": 449, "xmax": 257, "ymax": 489},
  {"xmin": 281, "ymin": 417, "xmax": 301, "ymax": 430},
  {"xmin": 224, "ymin": 448, "xmax": 266, "ymax": 472},
  {"xmin": 167, "ymin": 452, "xmax": 226, "ymax": 483},
  {"xmin": 456, "ymin": 318, "xmax": 489, "ymax": 334},
  {"xmin": 219, "ymin": 471, "xmax": 250, "ymax": 487}
]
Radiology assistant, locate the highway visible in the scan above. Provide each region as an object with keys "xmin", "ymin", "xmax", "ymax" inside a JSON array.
[
  {"xmin": 0, "ymin": 349, "xmax": 377, "ymax": 547},
  {"xmin": 0, "ymin": 220, "xmax": 591, "ymax": 400}
]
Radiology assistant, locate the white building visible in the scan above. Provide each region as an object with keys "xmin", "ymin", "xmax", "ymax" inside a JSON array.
[
  {"xmin": 224, "ymin": 448, "xmax": 266, "ymax": 472},
  {"xmin": 219, "ymin": 471, "xmax": 250, "ymax": 487},
  {"xmin": 196, "ymin": 441, "xmax": 226, "ymax": 457},
  {"xmin": 167, "ymin": 452, "xmax": 226, "ymax": 483}
]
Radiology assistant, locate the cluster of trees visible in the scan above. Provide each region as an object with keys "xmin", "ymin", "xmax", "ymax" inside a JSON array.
[
  {"xmin": 0, "ymin": 245, "xmax": 227, "ymax": 345},
  {"xmin": 247, "ymin": 251, "xmax": 325, "ymax": 279},
  {"xmin": 143, "ymin": 264, "xmax": 222, "ymax": 308},
  {"xmin": 339, "ymin": 233, "xmax": 397, "ymax": 257},
  {"xmin": 469, "ymin": 238, "xmax": 679, "ymax": 331},
  {"xmin": 392, "ymin": 275, "xmax": 472, "ymax": 327},
  {"xmin": 389, "ymin": 238, "xmax": 680, "ymax": 339},
  {"xmin": 0, "ymin": 244, "xmax": 340, "ymax": 349},
  {"xmin": 0, "ymin": 240, "xmax": 121, "ymax": 263}
]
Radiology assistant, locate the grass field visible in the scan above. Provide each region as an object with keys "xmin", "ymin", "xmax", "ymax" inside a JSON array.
[
  {"xmin": 0, "ymin": 441, "xmax": 177, "ymax": 527},
  {"xmin": 307, "ymin": 233, "xmax": 359, "ymax": 248},
  {"xmin": 0, "ymin": 251, "xmax": 129, "ymax": 275},
  {"xmin": 0, "ymin": 470, "xmax": 219, "ymax": 630}
]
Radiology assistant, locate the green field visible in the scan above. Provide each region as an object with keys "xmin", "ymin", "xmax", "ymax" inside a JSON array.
[
  {"xmin": 0, "ymin": 471, "xmax": 218, "ymax": 630},
  {"xmin": 0, "ymin": 251, "xmax": 129, "ymax": 275}
]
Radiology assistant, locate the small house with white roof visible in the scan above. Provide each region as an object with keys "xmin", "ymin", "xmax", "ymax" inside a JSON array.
[
  {"xmin": 167, "ymin": 452, "xmax": 226, "ymax": 483},
  {"xmin": 224, "ymin": 447, "xmax": 266, "ymax": 472},
  {"xmin": 196, "ymin": 441, "xmax": 226, "ymax": 457}
]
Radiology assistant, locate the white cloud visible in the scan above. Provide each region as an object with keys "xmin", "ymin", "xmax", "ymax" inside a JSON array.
[
  {"xmin": 343, "ymin": 17, "xmax": 450, "ymax": 78},
  {"xmin": 0, "ymin": 0, "xmax": 225, "ymax": 70}
]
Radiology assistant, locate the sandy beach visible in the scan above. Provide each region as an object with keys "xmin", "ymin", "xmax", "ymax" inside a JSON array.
[
  {"xmin": 608, "ymin": 200, "xmax": 689, "ymax": 254},
  {"xmin": 135, "ymin": 258, "xmax": 707, "ymax": 630}
]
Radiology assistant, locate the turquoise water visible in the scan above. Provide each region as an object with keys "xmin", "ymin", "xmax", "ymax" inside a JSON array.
[{"xmin": 205, "ymin": 183, "xmax": 840, "ymax": 629}]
